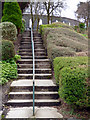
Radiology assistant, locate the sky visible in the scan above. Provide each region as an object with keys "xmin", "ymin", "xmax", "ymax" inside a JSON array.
[{"xmin": 61, "ymin": 0, "xmax": 87, "ymax": 20}]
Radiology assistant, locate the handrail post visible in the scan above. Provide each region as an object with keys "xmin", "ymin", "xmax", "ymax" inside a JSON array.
[{"xmin": 30, "ymin": 23, "xmax": 35, "ymax": 116}]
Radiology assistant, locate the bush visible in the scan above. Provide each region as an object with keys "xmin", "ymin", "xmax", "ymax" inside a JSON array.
[
  {"xmin": 59, "ymin": 67, "xmax": 89, "ymax": 107},
  {"xmin": 40, "ymin": 24, "xmax": 88, "ymax": 62},
  {"xmin": 2, "ymin": 1, "xmax": 22, "ymax": 31},
  {"xmin": 20, "ymin": 18, "xmax": 26, "ymax": 33},
  {"xmin": 79, "ymin": 22, "xmax": 85, "ymax": 29},
  {"xmin": 53, "ymin": 56, "xmax": 88, "ymax": 84},
  {"xmin": 20, "ymin": 22, "xmax": 25, "ymax": 34},
  {"xmin": 2, "ymin": 40, "xmax": 15, "ymax": 60},
  {"xmin": 53, "ymin": 56, "xmax": 89, "ymax": 107},
  {"xmin": 47, "ymin": 44, "xmax": 75, "ymax": 61},
  {"xmin": 39, "ymin": 22, "xmax": 73, "ymax": 34},
  {"xmin": 0, "ymin": 22, "xmax": 17, "ymax": 41},
  {"xmin": 0, "ymin": 59, "xmax": 17, "ymax": 85}
]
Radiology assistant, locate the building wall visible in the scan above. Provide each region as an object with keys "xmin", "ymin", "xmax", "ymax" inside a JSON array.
[{"xmin": 23, "ymin": 14, "xmax": 79, "ymax": 29}]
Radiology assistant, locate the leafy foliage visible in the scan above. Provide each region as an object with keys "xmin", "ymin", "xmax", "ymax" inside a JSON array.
[
  {"xmin": 0, "ymin": 22, "xmax": 17, "ymax": 41},
  {"xmin": 0, "ymin": 59, "xmax": 18, "ymax": 85},
  {"xmin": 14, "ymin": 54, "xmax": 21, "ymax": 62},
  {"xmin": 1, "ymin": 40, "xmax": 15, "ymax": 60}
]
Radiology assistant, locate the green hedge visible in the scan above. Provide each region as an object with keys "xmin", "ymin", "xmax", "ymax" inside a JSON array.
[
  {"xmin": 53, "ymin": 56, "xmax": 89, "ymax": 107},
  {"xmin": 53, "ymin": 56, "xmax": 88, "ymax": 84},
  {"xmin": 59, "ymin": 67, "xmax": 89, "ymax": 107},
  {"xmin": 0, "ymin": 59, "xmax": 18, "ymax": 85}
]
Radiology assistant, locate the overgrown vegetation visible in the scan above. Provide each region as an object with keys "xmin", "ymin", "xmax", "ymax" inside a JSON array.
[
  {"xmin": 40, "ymin": 22, "xmax": 88, "ymax": 62},
  {"xmin": 53, "ymin": 56, "xmax": 89, "ymax": 108}
]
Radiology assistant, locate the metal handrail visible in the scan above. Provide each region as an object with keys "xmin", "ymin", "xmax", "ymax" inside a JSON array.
[{"xmin": 30, "ymin": 24, "xmax": 35, "ymax": 116}]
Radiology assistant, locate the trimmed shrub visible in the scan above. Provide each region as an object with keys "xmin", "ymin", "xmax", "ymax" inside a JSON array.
[
  {"xmin": 59, "ymin": 67, "xmax": 89, "ymax": 107},
  {"xmin": 0, "ymin": 22, "xmax": 17, "ymax": 41},
  {"xmin": 2, "ymin": 1, "xmax": 22, "ymax": 31},
  {"xmin": 40, "ymin": 24, "xmax": 88, "ymax": 62},
  {"xmin": 53, "ymin": 56, "xmax": 89, "ymax": 107},
  {"xmin": 47, "ymin": 44, "xmax": 75, "ymax": 61},
  {"xmin": 39, "ymin": 22, "xmax": 73, "ymax": 34},
  {"xmin": 40, "ymin": 23, "xmax": 88, "ymax": 61},
  {"xmin": 53, "ymin": 56, "xmax": 88, "ymax": 84},
  {"xmin": 2, "ymin": 40, "xmax": 15, "ymax": 60}
]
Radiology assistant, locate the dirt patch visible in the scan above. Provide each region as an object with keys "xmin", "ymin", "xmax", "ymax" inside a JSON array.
[{"xmin": 55, "ymin": 99, "xmax": 90, "ymax": 119}]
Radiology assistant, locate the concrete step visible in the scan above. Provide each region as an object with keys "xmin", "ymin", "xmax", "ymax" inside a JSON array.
[
  {"xmin": 6, "ymin": 99, "xmax": 60, "ymax": 107},
  {"xmin": 19, "ymin": 52, "xmax": 46, "ymax": 56},
  {"xmin": 18, "ymin": 73, "xmax": 52, "ymax": 79},
  {"xmin": 18, "ymin": 68, "xmax": 51, "ymax": 74},
  {"xmin": 21, "ymin": 56, "xmax": 47, "ymax": 59},
  {"xmin": 20, "ymin": 42, "xmax": 43, "ymax": 44},
  {"xmin": 9, "ymin": 91, "xmax": 59, "ymax": 99},
  {"xmin": 19, "ymin": 45, "xmax": 44, "ymax": 49},
  {"xmin": 18, "ymin": 63, "xmax": 51, "ymax": 68},
  {"xmin": 21, "ymin": 39, "xmax": 43, "ymax": 43},
  {"xmin": 19, "ymin": 49, "xmax": 45, "ymax": 52},
  {"xmin": 20, "ymin": 44, "xmax": 43, "ymax": 47},
  {"xmin": 5, "ymin": 107, "xmax": 63, "ymax": 118},
  {"xmin": 10, "ymin": 80, "xmax": 58, "ymax": 92},
  {"xmin": 18, "ymin": 59, "xmax": 50, "ymax": 64},
  {"xmin": 22, "ymin": 37, "xmax": 42, "ymax": 39}
]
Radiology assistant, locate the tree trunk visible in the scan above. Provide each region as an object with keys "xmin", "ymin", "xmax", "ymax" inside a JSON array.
[
  {"xmin": 37, "ymin": 17, "xmax": 40, "ymax": 32},
  {"xmin": 17, "ymin": 28, "xmax": 20, "ymax": 36},
  {"xmin": 47, "ymin": 14, "xmax": 50, "ymax": 24}
]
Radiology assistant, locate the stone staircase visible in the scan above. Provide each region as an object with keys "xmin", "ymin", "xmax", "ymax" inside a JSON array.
[{"xmin": 4, "ymin": 30, "xmax": 62, "ymax": 118}]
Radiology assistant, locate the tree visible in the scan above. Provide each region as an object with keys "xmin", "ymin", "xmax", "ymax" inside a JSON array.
[
  {"xmin": 28, "ymin": 2, "xmax": 45, "ymax": 30},
  {"xmin": 18, "ymin": 2, "xmax": 29, "ymax": 12},
  {"xmin": 43, "ymin": 0, "xmax": 64, "ymax": 24},
  {"xmin": 2, "ymin": 2, "xmax": 29, "ymax": 13},
  {"xmin": 75, "ymin": 1, "xmax": 90, "ymax": 29},
  {"xmin": 2, "ymin": 1, "xmax": 22, "ymax": 33}
]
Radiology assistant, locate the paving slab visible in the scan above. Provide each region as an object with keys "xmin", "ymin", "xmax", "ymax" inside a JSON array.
[
  {"xmin": 11, "ymin": 80, "xmax": 56, "ymax": 87},
  {"xmin": 6, "ymin": 107, "xmax": 63, "ymax": 118}
]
